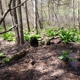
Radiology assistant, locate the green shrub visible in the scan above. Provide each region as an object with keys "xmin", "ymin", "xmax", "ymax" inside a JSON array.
[
  {"xmin": 58, "ymin": 28, "xmax": 77, "ymax": 43},
  {"xmin": 45, "ymin": 29, "xmax": 56, "ymax": 37},
  {"xmin": 24, "ymin": 32, "xmax": 41, "ymax": 41},
  {"xmin": 2, "ymin": 57, "xmax": 10, "ymax": 63},
  {"xmin": 58, "ymin": 51, "xmax": 75, "ymax": 61},
  {"xmin": 0, "ymin": 53, "xmax": 4, "ymax": 58},
  {"xmin": 2, "ymin": 32, "xmax": 15, "ymax": 41}
]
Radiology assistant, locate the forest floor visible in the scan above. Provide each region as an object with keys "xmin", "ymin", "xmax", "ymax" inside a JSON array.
[{"xmin": 0, "ymin": 38, "xmax": 80, "ymax": 80}]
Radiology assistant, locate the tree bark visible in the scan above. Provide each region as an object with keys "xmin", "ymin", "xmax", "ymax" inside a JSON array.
[
  {"xmin": 34, "ymin": 0, "xmax": 38, "ymax": 34},
  {"xmin": 17, "ymin": 0, "xmax": 24, "ymax": 44},
  {"xmin": 77, "ymin": 0, "xmax": 80, "ymax": 29},
  {"xmin": 12, "ymin": 0, "xmax": 20, "ymax": 45},
  {"xmin": 72, "ymin": 0, "xmax": 75, "ymax": 28},
  {"xmin": 0, "ymin": 0, "xmax": 6, "ymax": 31},
  {"xmin": 24, "ymin": 1, "xmax": 30, "ymax": 32},
  {"xmin": 40, "ymin": 0, "xmax": 43, "ymax": 29}
]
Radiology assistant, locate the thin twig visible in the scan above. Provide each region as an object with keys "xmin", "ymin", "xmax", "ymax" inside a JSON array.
[
  {"xmin": 0, "ymin": 24, "xmax": 18, "ymax": 34},
  {"xmin": 0, "ymin": 0, "xmax": 28, "ymax": 24}
]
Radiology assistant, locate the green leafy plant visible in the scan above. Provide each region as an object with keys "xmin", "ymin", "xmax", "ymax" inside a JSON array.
[
  {"xmin": 2, "ymin": 32, "xmax": 15, "ymax": 41},
  {"xmin": 69, "ymin": 57, "xmax": 75, "ymax": 61},
  {"xmin": 58, "ymin": 51, "xmax": 74, "ymax": 61},
  {"xmin": 45, "ymin": 27, "xmax": 79, "ymax": 43},
  {"xmin": 60, "ymin": 30, "xmax": 70, "ymax": 43},
  {"xmin": 74, "ymin": 31, "xmax": 80, "ymax": 42},
  {"xmin": 40, "ymin": 41, "xmax": 45, "ymax": 45},
  {"xmin": 0, "ymin": 53, "xmax": 4, "ymax": 58},
  {"xmin": 2, "ymin": 57, "xmax": 10, "ymax": 63},
  {"xmin": 45, "ymin": 29, "xmax": 56, "ymax": 37},
  {"xmin": 24, "ymin": 32, "xmax": 41, "ymax": 41},
  {"xmin": 58, "ymin": 51, "xmax": 70, "ymax": 60},
  {"xmin": 58, "ymin": 28, "xmax": 77, "ymax": 43}
]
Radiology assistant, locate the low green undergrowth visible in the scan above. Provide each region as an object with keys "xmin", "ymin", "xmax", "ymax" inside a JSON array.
[
  {"xmin": 0, "ymin": 53, "xmax": 4, "ymax": 58},
  {"xmin": 58, "ymin": 28, "xmax": 80, "ymax": 43},
  {"xmin": 58, "ymin": 51, "xmax": 75, "ymax": 62},
  {"xmin": 1, "ymin": 26, "xmax": 80, "ymax": 44},
  {"xmin": 45, "ymin": 29, "xmax": 55, "ymax": 37},
  {"xmin": 2, "ymin": 57, "xmax": 10, "ymax": 63},
  {"xmin": 0, "ymin": 52, "xmax": 11, "ymax": 63},
  {"xmin": 1, "ymin": 32, "xmax": 15, "ymax": 41},
  {"xmin": 45, "ymin": 27, "xmax": 80, "ymax": 43},
  {"xmin": 58, "ymin": 28, "xmax": 76, "ymax": 43},
  {"xmin": 24, "ymin": 31, "xmax": 41, "ymax": 41}
]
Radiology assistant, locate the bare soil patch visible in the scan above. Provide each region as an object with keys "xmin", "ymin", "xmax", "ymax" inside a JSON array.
[{"xmin": 0, "ymin": 38, "xmax": 80, "ymax": 80}]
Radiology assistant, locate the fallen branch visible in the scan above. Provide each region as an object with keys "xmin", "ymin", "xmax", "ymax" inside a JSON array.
[{"xmin": 0, "ymin": 24, "xmax": 18, "ymax": 34}]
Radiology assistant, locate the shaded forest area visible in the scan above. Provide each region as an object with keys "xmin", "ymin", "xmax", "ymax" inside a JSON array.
[{"xmin": 0, "ymin": 0, "xmax": 80, "ymax": 80}]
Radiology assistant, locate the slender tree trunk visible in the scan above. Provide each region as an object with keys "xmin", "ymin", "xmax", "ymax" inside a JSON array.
[
  {"xmin": 72, "ymin": 0, "xmax": 75, "ymax": 28},
  {"xmin": 12, "ymin": 0, "xmax": 20, "ymax": 45},
  {"xmin": 9, "ymin": 7, "xmax": 15, "ymax": 25},
  {"xmin": 77, "ymin": 0, "xmax": 80, "ymax": 29},
  {"xmin": 56, "ymin": 1, "xmax": 59, "ymax": 27},
  {"xmin": 17, "ymin": 0, "xmax": 24, "ymax": 44},
  {"xmin": 24, "ymin": 1, "xmax": 30, "ymax": 32},
  {"xmin": 48, "ymin": 0, "xmax": 50, "ymax": 20},
  {"xmin": 4, "ymin": 0, "xmax": 14, "ymax": 25},
  {"xmin": 53, "ymin": 1, "xmax": 59, "ymax": 27},
  {"xmin": 40, "ymin": 0, "xmax": 43, "ymax": 29},
  {"xmin": 34, "ymin": 0, "xmax": 38, "ymax": 34},
  {"xmin": 37, "ymin": 11, "xmax": 43, "ymax": 29},
  {"xmin": 0, "ymin": 0, "xmax": 6, "ymax": 31},
  {"xmin": 51, "ymin": 0, "xmax": 55, "ymax": 26}
]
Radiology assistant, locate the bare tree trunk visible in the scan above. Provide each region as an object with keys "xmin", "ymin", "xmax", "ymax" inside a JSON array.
[
  {"xmin": 40, "ymin": 0, "xmax": 43, "ymax": 28},
  {"xmin": 51, "ymin": 0, "xmax": 55, "ymax": 26},
  {"xmin": 9, "ymin": 3, "xmax": 15, "ymax": 26},
  {"xmin": 34, "ymin": 0, "xmax": 38, "ymax": 34},
  {"xmin": 53, "ymin": 1, "xmax": 59, "ymax": 27},
  {"xmin": 56, "ymin": 0, "xmax": 60, "ymax": 27},
  {"xmin": 77, "ymin": 0, "xmax": 80, "ymax": 29},
  {"xmin": 48, "ymin": 0, "xmax": 50, "ymax": 20},
  {"xmin": 24, "ymin": 1, "xmax": 30, "ymax": 32},
  {"xmin": 72, "ymin": 0, "xmax": 75, "ymax": 28},
  {"xmin": 36, "ymin": 1, "xmax": 43, "ymax": 29},
  {"xmin": 37, "ymin": 11, "xmax": 43, "ymax": 29},
  {"xmin": 12, "ymin": 0, "xmax": 20, "ymax": 45},
  {"xmin": 47, "ymin": 0, "xmax": 50, "ymax": 25},
  {"xmin": 4, "ymin": 0, "xmax": 14, "ymax": 25},
  {"xmin": 0, "ymin": 0, "xmax": 6, "ymax": 31},
  {"xmin": 17, "ymin": 0, "xmax": 24, "ymax": 44}
]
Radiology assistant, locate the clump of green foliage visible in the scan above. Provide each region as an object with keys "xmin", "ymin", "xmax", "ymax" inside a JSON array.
[
  {"xmin": 58, "ymin": 28, "xmax": 80, "ymax": 43},
  {"xmin": 45, "ymin": 27, "xmax": 80, "ymax": 43},
  {"xmin": 57, "ymin": 28, "xmax": 76, "ymax": 43},
  {"xmin": 0, "ymin": 53, "xmax": 4, "ymax": 58},
  {"xmin": 45, "ymin": 28, "xmax": 56, "ymax": 37},
  {"xmin": 24, "ymin": 31, "xmax": 41, "ymax": 41},
  {"xmin": 0, "ymin": 51, "xmax": 11, "ymax": 63},
  {"xmin": 2, "ymin": 57, "xmax": 10, "ymax": 63},
  {"xmin": 58, "ymin": 51, "xmax": 75, "ymax": 61},
  {"xmin": 1, "ymin": 32, "xmax": 15, "ymax": 41}
]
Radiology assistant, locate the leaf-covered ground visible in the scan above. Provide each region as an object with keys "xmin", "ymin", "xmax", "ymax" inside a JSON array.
[{"xmin": 0, "ymin": 38, "xmax": 80, "ymax": 80}]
